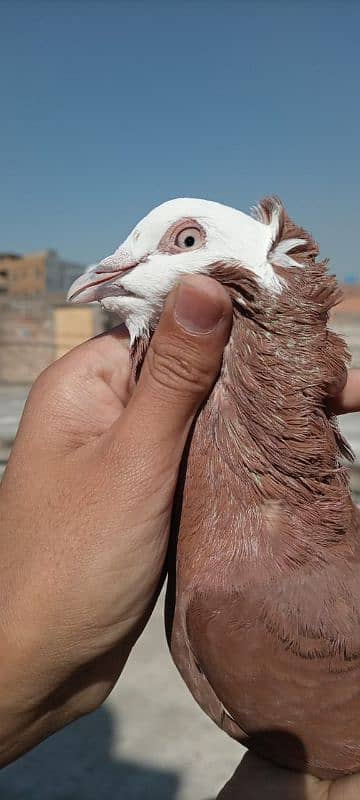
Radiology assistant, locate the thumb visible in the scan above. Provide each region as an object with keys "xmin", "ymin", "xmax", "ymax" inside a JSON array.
[
  {"xmin": 136, "ymin": 273, "xmax": 232, "ymax": 430},
  {"xmin": 109, "ymin": 274, "xmax": 232, "ymax": 474}
]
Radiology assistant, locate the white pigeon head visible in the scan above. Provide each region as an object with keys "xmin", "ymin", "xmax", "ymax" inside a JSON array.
[{"xmin": 67, "ymin": 197, "xmax": 305, "ymax": 343}]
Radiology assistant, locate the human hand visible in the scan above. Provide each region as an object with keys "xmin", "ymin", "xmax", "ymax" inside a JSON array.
[
  {"xmin": 0, "ymin": 274, "xmax": 232, "ymax": 765},
  {"xmin": 217, "ymin": 751, "xmax": 360, "ymax": 800},
  {"xmin": 330, "ymin": 367, "xmax": 360, "ymax": 414}
]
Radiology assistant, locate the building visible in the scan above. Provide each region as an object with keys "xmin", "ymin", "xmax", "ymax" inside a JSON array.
[
  {"xmin": 0, "ymin": 252, "xmax": 46, "ymax": 296},
  {"xmin": 0, "ymin": 248, "xmax": 105, "ymax": 383},
  {"xmin": 45, "ymin": 250, "xmax": 88, "ymax": 295},
  {"xmin": 0, "ymin": 249, "xmax": 87, "ymax": 298}
]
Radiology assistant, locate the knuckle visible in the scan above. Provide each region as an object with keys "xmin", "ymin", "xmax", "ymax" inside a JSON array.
[
  {"xmin": 27, "ymin": 367, "xmax": 55, "ymax": 407},
  {"xmin": 31, "ymin": 364, "xmax": 53, "ymax": 393},
  {"xmin": 147, "ymin": 337, "xmax": 212, "ymax": 396},
  {"xmin": 29, "ymin": 362, "xmax": 63, "ymax": 406}
]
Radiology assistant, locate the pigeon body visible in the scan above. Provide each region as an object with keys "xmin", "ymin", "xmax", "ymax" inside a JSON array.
[{"xmin": 68, "ymin": 196, "xmax": 360, "ymax": 779}]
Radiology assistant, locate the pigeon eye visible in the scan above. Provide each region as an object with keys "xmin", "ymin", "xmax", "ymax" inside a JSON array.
[{"xmin": 175, "ymin": 227, "xmax": 202, "ymax": 250}]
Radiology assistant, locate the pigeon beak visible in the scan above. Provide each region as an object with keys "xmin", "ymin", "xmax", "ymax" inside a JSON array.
[{"xmin": 67, "ymin": 261, "xmax": 137, "ymax": 304}]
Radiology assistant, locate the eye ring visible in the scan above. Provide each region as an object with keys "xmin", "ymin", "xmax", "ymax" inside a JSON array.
[{"xmin": 174, "ymin": 227, "xmax": 203, "ymax": 250}]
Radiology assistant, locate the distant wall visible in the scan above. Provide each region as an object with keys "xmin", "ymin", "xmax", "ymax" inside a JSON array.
[
  {"xmin": 0, "ymin": 298, "xmax": 53, "ymax": 383},
  {"xmin": 53, "ymin": 306, "xmax": 103, "ymax": 360},
  {"xmin": 0, "ymin": 299, "xmax": 104, "ymax": 384}
]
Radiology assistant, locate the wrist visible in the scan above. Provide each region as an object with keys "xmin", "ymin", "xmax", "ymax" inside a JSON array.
[
  {"xmin": 0, "ymin": 593, "xmax": 139, "ymax": 766},
  {"xmin": 0, "ymin": 625, "xmax": 134, "ymax": 766}
]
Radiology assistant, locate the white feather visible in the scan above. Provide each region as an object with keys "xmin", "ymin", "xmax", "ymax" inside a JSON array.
[{"xmin": 270, "ymin": 237, "xmax": 307, "ymax": 269}]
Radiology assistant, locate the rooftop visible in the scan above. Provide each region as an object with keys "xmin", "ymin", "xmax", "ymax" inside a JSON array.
[{"xmin": 0, "ymin": 253, "xmax": 21, "ymax": 261}]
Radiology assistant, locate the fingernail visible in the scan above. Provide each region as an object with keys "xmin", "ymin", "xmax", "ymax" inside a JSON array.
[{"xmin": 174, "ymin": 276, "xmax": 225, "ymax": 333}]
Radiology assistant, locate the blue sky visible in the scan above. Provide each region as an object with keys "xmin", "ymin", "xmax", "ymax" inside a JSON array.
[{"xmin": 1, "ymin": 0, "xmax": 359, "ymax": 280}]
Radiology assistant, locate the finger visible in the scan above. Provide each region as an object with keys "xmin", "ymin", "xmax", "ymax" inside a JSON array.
[
  {"xmin": 104, "ymin": 274, "xmax": 232, "ymax": 478},
  {"xmin": 331, "ymin": 368, "xmax": 360, "ymax": 415},
  {"xmin": 328, "ymin": 772, "xmax": 360, "ymax": 800},
  {"xmin": 216, "ymin": 752, "xmax": 327, "ymax": 799}
]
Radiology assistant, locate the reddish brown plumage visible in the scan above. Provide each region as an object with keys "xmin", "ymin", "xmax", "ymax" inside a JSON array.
[{"xmin": 135, "ymin": 198, "xmax": 360, "ymax": 779}]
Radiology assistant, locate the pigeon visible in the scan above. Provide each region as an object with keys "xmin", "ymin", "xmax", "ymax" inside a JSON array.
[{"xmin": 68, "ymin": 196, "xmax": 360, "ymax": 780}]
